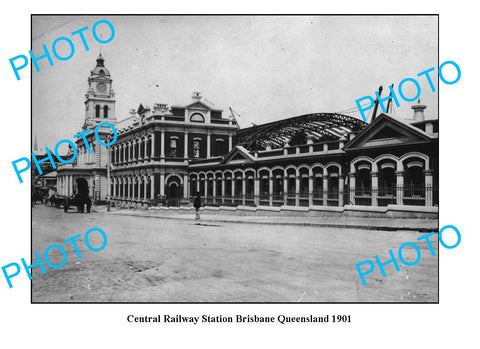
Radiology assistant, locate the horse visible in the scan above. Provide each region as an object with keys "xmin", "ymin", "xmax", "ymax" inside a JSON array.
[
  {"xmin": 32, "ymin": 191, "xmax": 45, "ymax": 205},
  {"xmin": 63, "ymin": 194, "xmax": 92, "ymax": 213}
]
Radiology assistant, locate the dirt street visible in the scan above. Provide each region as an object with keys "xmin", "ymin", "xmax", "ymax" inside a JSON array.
[{"xmin": 31, "ymin": 205, "xmax": 438, "ymax": 302}]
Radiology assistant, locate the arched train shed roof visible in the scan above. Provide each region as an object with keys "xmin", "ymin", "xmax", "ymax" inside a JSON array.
[{"xmin": 236, "ymin": 112, "xmax": 367, "ymax": 151}]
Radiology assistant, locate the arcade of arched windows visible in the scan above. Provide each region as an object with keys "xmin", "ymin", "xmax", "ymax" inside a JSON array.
[
  {"xmin": 186, "ymin": 152, "xmax": 436, "ymax": 208},
  {"xmin": 111, "ymin": 174, "xmax": 153, "ymax": 203},
  {"xmin": 111, "ymin": 135, "xmax": 155, "ymax": 165},
  {"xmin": 349, "ymin": 152, "xmax": 435, "ymax": 207},
  {"xmin": 188, "ymin": 163, "xmax": 347, "ymax": 207},
  {"xmin": 109, "ymin": 152, "xmax": 435, "ymax": 208}
]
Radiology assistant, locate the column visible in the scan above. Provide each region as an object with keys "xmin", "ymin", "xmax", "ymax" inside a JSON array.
[
  {"xmin": 113, "ymin": 177, "xmax": 117, "ymax": 198},
  {"xmin": 184, "ymin": 131, "xmax": 189, "ymax": 159},
  {"xmin": 137, "ymin": 178, "xmax": 141, "ymax": 200},
  {"xmin": 160, "ymin": 130, "xmax": 165, "ymax": 161},
  {"xmin": 160, "ymin": 173, "xmax": 165, "ymax": 196},
  {"xmin": 241, "ymin": 177, "xmax": 246, "ymax": 206},
  {"xmin": 308, "ymin": 175, "xmax": 313, "ymax": 206},
  {"xmin": 144, "ymin": 139, "xmax": 148, "ymax": 160},
  {"xmin": 213, "ymin": 177, "xmax": 217, "ymax": 204},
  {"xmin": 269, "ymin": 176, "xmax": 273, "ymax": 206},
  {"xmin": 68, "ymin": 175, "xmax": 73, "ymax": 196},
  {"xmin": 396, "ymin": 171, "xmax": 404, "ymax": 206},
  {"xmin": 151, "ymin": 134, "xmax": 155, "ymax": 159},
  {"xmin": 338, "ymin": 175, "xmax": 345, "ymax": 207},
  {"xmin": 95, "ymin": 174, "xmax": 100, "ymax": 200},
  {"xmin": 130, "ymin": 177, "xmax": 134, "ymax": 199},
  {"xmin": 371, "ymin": 172, "xmax": 378, "ymax": 206},
  {"xmin": 228, "ymin": 134, "xmax": 233, "ymax": 151},
  {"xmin": 204, "ymin": 177, "xmax": 208, "ymax": 201},
  {"xmin": 295, "ymin": 175, "xmax": 300, "ymax": 206},
  {"xmin": 207, "ymin": 131, "xmax": 211, "ymax": 159},
  {"xmin": 123, "ymin": 144, "xmax": 126, "ymax": 164},
  {"xmin": 143, "ymin": 176, "xmax": 148, "ymax": 201},
  {"xmin": 283, "ymin": 175, "xmax": 288, "ymax": 205},
  {"xmin": 196, "ymin": 177, "xmax": 200, "ymax": 193},
  {"xmin": 127, "ymin": 177, "xmax": 130, "ymax": 199},
  {"xmin": 150, "ymin": 174, "xmax": 155, "ymax": 199},
  {"xmin": 322, "ymin": 171, "xmax": 328, "ymax": 206},
  {"xmin": 349, "ymin": 174, "xmax": 356, "ymax": 206},
  {"xmin": 183, "ymin": 174, "xmax": 189, "ymax": 199},
  {"xmin": 254, "ymin": 176, "xmax": 260, "ymax": 206},
  {"xmin": 221, "ymin": 177, "xmax": 225, "ymax": 205},
  {"xmin": 95, "ymin": 143, "xmax": 101, "ymax": 167},
  {"xmin": 231, "ymin": 177, "xmax": 235, "ymax": 203},
  {"xmin": 425, "ymin": 170, "xmax": 433, "ymax": 206}
]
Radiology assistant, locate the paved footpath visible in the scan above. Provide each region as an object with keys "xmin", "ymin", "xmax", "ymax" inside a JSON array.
[{"xmin": 95, "ymin": 206, "xmax": 438, "ymax": 232}]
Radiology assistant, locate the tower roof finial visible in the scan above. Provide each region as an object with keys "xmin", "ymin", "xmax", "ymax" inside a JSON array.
[{"xmin": 96, "ymin": 53, "xmax": 105, "ymax": 67}]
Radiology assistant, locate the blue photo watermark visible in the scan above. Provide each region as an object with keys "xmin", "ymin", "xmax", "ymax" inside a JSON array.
[
  {"xmin": 9, "ymin": 19, "xmax": 115, "ymax": 81},
  {"xmin": 355, "ymin": 225, "xmax": 461, "ymax": 286},
  {"xmin": 2, "ymin": 227, "xmax": 108, "ymax": 288},
  {"xmin": 355, "ymin": 60, "xmax": 461, "ymax": 121}
]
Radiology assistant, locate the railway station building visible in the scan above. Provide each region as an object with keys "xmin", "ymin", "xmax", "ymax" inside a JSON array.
[{"xmin": 56, "ymin": 55, "xmax": 439, "ymax": 214}]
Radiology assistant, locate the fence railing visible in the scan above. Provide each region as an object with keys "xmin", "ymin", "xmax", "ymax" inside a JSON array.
[{"xmin": 111, "ymin": 185, "xmax": 438, "ymax": 208}]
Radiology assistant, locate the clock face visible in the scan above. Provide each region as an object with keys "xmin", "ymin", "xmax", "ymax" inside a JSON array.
[{"xmin": 97, "ymin": 82, "xmax": 107, "ymax": 93}]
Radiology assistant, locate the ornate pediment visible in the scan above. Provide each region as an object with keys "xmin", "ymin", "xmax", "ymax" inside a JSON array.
[
  {"xmin": 220, "ymin": 146, "xmax": 256, "ymax": 165},
  {"xmin": 344, "ymin": 114, "xmax": 433, "ymax": 150}
]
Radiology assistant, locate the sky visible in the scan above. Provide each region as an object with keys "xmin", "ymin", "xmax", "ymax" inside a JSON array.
[{"xmin": 31, "ymin": 15, "xmax": 438, "ymax": 151}]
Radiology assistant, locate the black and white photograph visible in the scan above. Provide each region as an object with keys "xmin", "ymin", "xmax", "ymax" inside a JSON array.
[
  {"xmin": 30, "ymin": 15, "xmax": 440, "ymax": 303},
  {"xmin": 5, "ymin": 1, "xmax": 480, "ymax": 347}
]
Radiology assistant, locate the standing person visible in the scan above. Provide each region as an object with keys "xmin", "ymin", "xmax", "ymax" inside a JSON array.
[{"xmin": 193, "ymin": 192, "xmax": 202, "ymax": 220}]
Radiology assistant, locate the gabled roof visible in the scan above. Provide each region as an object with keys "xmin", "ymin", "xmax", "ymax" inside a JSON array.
[
  {"xmin": 219, "ymin": 146, "xmax": 256, "ymax": 165},
  {"xmin": 343, "ymin": 113, "xmax": 434, "ymax": 151},
  {"xmin": 187, "ymin": 100, "xmax": 213, "ymax": 110}
]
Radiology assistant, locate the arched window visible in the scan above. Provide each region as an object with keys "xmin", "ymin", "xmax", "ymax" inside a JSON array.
[
  {"xmin": 378, "ymin": 161, "xmax": 397, "ymax": 205},
  {"xmin": 146, "ymin": 138, "xmax": 152, "ymax": 158},
  {"xmin": 104, "ymin": 105, "xmax": 108, "ymax": 118},
  {"xmin": 355, "ymin": 162, "xmax": 372, "ymax": 206},
  {"xmin": 312, "ymin": 167, "xmax": 323, "ymax": 205},
  {"xmin": 190, "ymin": 113, "xmax": 205, "ymax": 123},
  {"xmin": 139, "ymin": 139, "xmax": 144, "ymax": 158},
  {"xmin": 95, "ymin": 105, "xmax": 100, "ymax": 118},
  {"xmin": 299, "ymin": 168, "xmax": 309, "ymax": 198},
  {"xmin": 404, "ymin": 161, "xmax": 425, "ymax": 205}
]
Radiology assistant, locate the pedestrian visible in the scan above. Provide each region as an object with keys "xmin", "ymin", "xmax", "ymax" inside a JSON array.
[{"xmin": 193, "ymin": 192, "xmax": 202, "ymax": 220}]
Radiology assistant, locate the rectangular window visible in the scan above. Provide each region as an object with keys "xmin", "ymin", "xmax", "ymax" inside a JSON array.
[
  {"xmin": 170, "ymin": 138, "xmax": 177, "ymax": 157},
  {"xmin": 193, "ymin": 139, "xmax": 200, "ymax": 158}
]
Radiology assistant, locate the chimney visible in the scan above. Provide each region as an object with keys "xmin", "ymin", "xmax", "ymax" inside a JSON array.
[
  {"xmin": 411, "ymin": 99, "xmax": 426, "ymax": 121},
  {"xmin": 129, "ymin": 109, "xmax": 136, "ymax": 117},
  {"xmin": 154, "ymin": 103, "xmax": 168, "ymax": 114}
]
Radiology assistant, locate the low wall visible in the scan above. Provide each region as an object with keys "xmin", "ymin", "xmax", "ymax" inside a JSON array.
[{"xmin": 148, "ymin": 204, "xmax": 438, "ymax": 219}]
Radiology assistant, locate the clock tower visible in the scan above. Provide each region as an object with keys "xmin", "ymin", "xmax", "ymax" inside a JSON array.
[{"xmin": 83, "ymin": 54, "xmax": 117, "ymax": 130}]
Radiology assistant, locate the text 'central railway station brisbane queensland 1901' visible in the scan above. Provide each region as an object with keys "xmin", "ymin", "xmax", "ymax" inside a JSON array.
[{"xmin": 51, "ymin": 54, "xmax": 438, "ymax": 218}]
